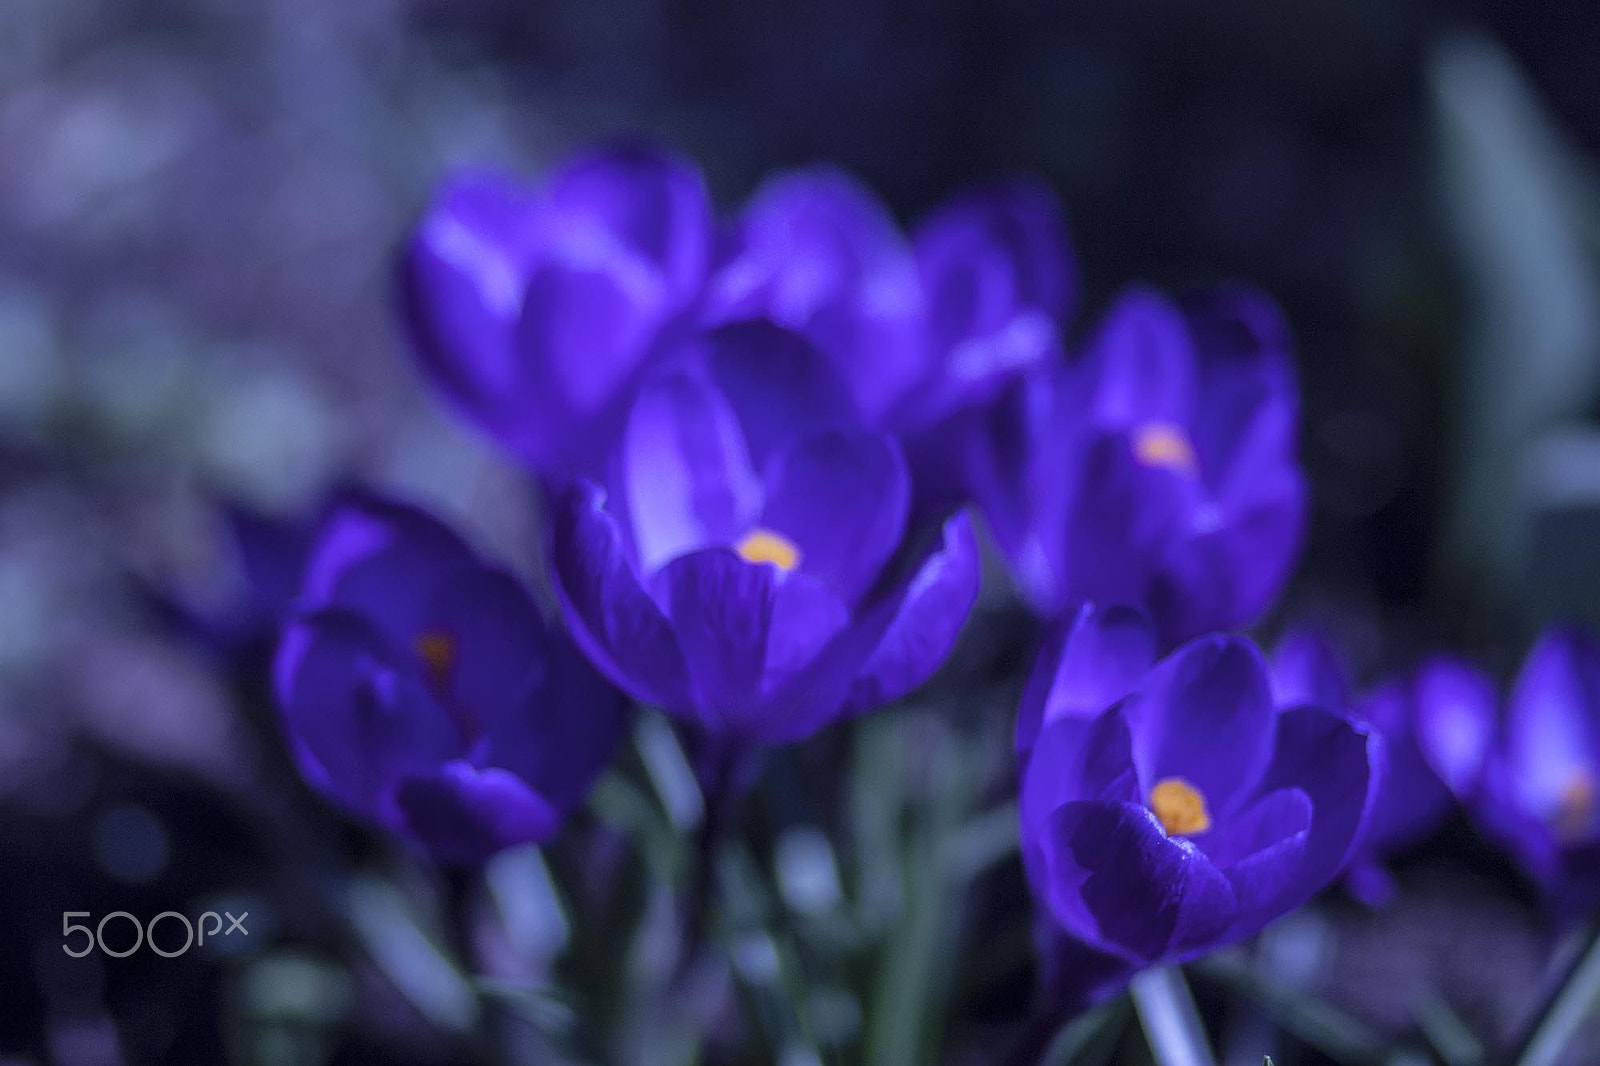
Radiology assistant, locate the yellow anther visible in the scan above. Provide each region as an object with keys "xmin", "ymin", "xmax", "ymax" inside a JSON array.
[
  {"xmin": 1132, "ymin": 421, "xmax": 1199, "ymax": 475},
  {"xmin": 414, "ymin": 630, "xmax": 458, "ymax": 690},
  {"xmin": 1555, "ymin": 770, "xmax": 1597, "ymax": 840},
  {"xmin": 736, "ymin": 528, "xmax": 801, "ymax": 572},
  {"xmin": 1149, "ymin": 777, "xmax": 1212, "ymax": 837}
]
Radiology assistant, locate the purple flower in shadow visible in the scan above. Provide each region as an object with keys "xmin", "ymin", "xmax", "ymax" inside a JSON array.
[
  {"xmin": 1019, "ymin": 606, "xmax": 1380, "ymax": 1007},
  {"xmin": 709, "ymin": 170, "xmax": 1078, "ymax": 521},
  {"xmin": 974, "ymin": 287, "xmax": 1307, "ymax": 647},
  {"xmin": 273, "ymin": 494, "xmax": 626, "ymax": 864},
  {"xmin": 547, "ymin": 319, "xmax": 980, "ymax": 746},
  {"xmin": 706, "ymin": 168, "xmax": 928, "ymax": 422},
  {"xmin": 402, "ymin": 144, "xmax": 714, "ymax": 479},
  {"xmin": 1447, "ymin": 626, "xmax": 1600, "ymax": 913},
  {"xmin": 1273, "ymin": 627, "xmax": 1484, "ymax": 904}
]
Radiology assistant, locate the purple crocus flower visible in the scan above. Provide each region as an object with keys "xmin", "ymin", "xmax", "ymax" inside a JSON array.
[
  {"xmin": 1454, "ymin": 626, "xmax": 1600, "ymax": 911},
  {"xmin": 1019, "ymin": 605, "xmax": 1380, "ymax": 1000},
  {"xmin": 273, "ymin": 494, "xmax": 626, "ymax": 864},
  {"xmin": 1356, "ymin": 656, "xmax": 1491, "ymax": 854},
  {"xmin": 547, "ymin": 319, "xmax": 980, "ymax": 745},
  {"xmin": 1273, "ymin": 627, "xmax": 1484, "ymax": 902},
  {"xmin": 902, "ymin": 178, "xmax": 1077, "ymax": 428},
  {"xmin": 974, "ymin": 286, "xmax": 1307, "ymax": 647},
  {"xmin": 402, "ymin": 145, "xmax": 714, "ymax": 479},
  {"xmin": 894, "ymin": 181, "xmax": 1079, "ymax": 519},
  {"xmin": 706, "ymin": 168, "xmax": 928, "ymax": 422},
  {"xmin": 708, "ymin": 171, "xmax": 1078, "ymax": 521}
]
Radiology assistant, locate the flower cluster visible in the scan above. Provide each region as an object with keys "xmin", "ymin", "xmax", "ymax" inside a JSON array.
[
  {"xmin": 1017, "ymin": 607, "xmax": 1381, "ymax": 1005},
  {"xmin": 265, "ymin": 144, "xmax": 1600, "ymax": 1024}
]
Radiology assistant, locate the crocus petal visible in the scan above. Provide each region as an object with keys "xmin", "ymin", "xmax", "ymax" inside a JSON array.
[
  {"xmin": 1149, "ymin": 468, "xmax": 1307, "ymax": 645},
  {"xmin": 839, "ymin": 512, "xmax": 981, "ymax": 716},
  {"xmin": 1058, "ymin": 431, "xmax": 1199, "ymax": 612},
  {"xmin": 762, "ymin": 575, "xmax": 853, "ymax": 695},
  {"xmin": 900, "ymin": 180, "xmax": 1074, "ymax": 429},
  {"xmin": 1202, "ymin": 787, "xmax": 1313, "ymax": 921},
  {"xmin": 496, "ymin": 627, "xmax": 630, "ymax": 818},
  {"xmin": 1271, "ymin": 625, "xmax": 1353, "ymax": 711},
  {"xmin": 515, "ymin": 250, "xmax": 668, "ymax": 440},
  {"xmin": 381, "ymin": 520, "xmax": 628, "ymax": 822},
  {"xmin": 297, "ymin": 494, "xmax": 479, "ymax": 650},
  {"xmin": 659, "ymin": 548, "xmax": 777, "ymax": 729},
  {"xmin": 622, "ymin": 365, "xmax": 762, "ymax": 573},
  {"xmin": 1253, "ymin": 705, "xmax": 1382, "ymax": 911},
  {"xmin": 700, "ymin": 319, "xmax": 862, "ymax": 471},
  {"xmin": 1020, "ymin": 708, "xmax": 1143, "ymax": 852},
  {"xmin": 1083, "ymin": 289, "xmax": 1198, "ymax": 428},
  {"xmin": 400, "ymin": 171, "xmax": 542, "ymax": 432},
  {"xmin": 711, "ymin": 168, "xmax": 927, "ymax": 417},
  {"xmin": 760, "ymin": 431, "xmax": 909, "ymax": 603},
  {"xmin": 1124, "ymin": 635, "xmax": 1279, "ymax": 819},
  {"xmin": 1016, "ymin": 603, "xmax": 1158, "ymax": 759},
  {"xmin": 421, "ymin": 566, "xmax": 550, "ymax": 733},
  {"xmin": 1413, "ymin": 655, "xmax": 1497, "ymax": 798},
  {"xmin": 1042, "ymin": 800, "xmax": 1236, "ymax": 965},
  {"xmin": 1355, "ymin": 680, "xmax": 1453, "ymax": 853},
  {"xmin": 914, "ymin": 178, "xmax": 1077, "ymax": 348},
  {"xmin": 424, "ymin": 566, "xmax": 627, "ymax": 819},
  {"xmin": 737, "ymin": 516, "xmax": 979, "ymax": 745},
  {"xmin": 1184, "ymin": 286, "xmax": 1298, "ymax": 497},
  {"xmin": 548, "ymin": 481, "xmax": 691, "ymax": 709},
  {"xmin": 746, "ymin": 591, "xmax": 896, "ymax": 746},
  {"xmin": 396, "ymin": 762, "xmax": 561, "ymax": 865},
  {"xmin": 1034, "ymin": 921, "xmax": 1139, "ymax": 1015},
  {"xmin": 274, "ymin": 611, "xmax": 461, "ymax": 821},
  {"xmin": 1505, "ymin": 626, "xmax": 1600, "ymax": 817},
  {"xmin": 965, "ymin": 369, "xmax": 1071, "ymax": 600},
  {"xmin": 544, "ymin": 144, "xmax": 712, "ymax": 303}
]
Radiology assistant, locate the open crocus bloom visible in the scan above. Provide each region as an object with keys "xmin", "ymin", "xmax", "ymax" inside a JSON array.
[
  {"xmin": 974, "ymin": 287, "xmax": 1307, "ymax": 647},
  {"xmin": 1019, "ymin": 606, "xmax": 1380, "ymax": 988},
  {"xmin": 274, "ymin": 495, "xmax": 626, "ymax": 864},
  {"xmin": 548, "ymin": 320, "xmax": 980, "ymax": 745},
  {"xmin": 1461, "ymin": 627, "xmax": 1600, "ymax": 911},
  {"xmin": 402, "ymin": 145, "xmax": 713, "ymax": 479}
]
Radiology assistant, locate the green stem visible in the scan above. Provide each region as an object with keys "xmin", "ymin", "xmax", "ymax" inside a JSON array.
[
  {"xmin": 1509, "ymin": 917, "xmax": 1600, "ymax": 1066},
  {"xmin": 680, "ymin": 735, "xmax": 746, "ymax": 964},
  {"xmin": 1131, "ymin": 966, "xmax": 1218, "ymax": 1066}
]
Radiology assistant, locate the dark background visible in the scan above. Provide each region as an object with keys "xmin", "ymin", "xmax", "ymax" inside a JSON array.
[{"xmin": 3, "ymin": 2, "xmax": 1600, "ymax": 1063}]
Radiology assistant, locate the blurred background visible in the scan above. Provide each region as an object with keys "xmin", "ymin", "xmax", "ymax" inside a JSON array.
[{"xmin": 4, "ymin": 1, "xmax": 1600, "ymax": 1063}]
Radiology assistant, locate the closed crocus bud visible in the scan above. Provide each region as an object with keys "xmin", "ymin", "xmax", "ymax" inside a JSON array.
[
  {"xmin": 1018, "ymin": 610, "xmax": 1380, "ymax": 1003},
  {"xmin": 402, "ymin": 145, "xmax": 713, "ymax": 479},
  {"xmin": 548, "ymin": 320, "xmax": 980, "ymax": 746},
  {"xmin": 273, "ymin": 495, "xmax": 626, "ymax": 865},
  {"xmin": 706, "ymin": 168, "xmax": 928, "ymax": 422},
  {"xmin": 1467, "ymin": 626, "xmax": 1600, "ymax": 912},
  {"xmin": 974, "ymin": 286, "xmax": 1307, "ymax": 648},
  {"xmin": 902, "ymin": 178, "xmax": 1076, "ymax": 428}
]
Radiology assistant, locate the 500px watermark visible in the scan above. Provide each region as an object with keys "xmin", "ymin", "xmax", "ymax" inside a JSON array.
[{"xmin": 62, "ymin": 911, "xmax": 248, "ymax": 958}]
